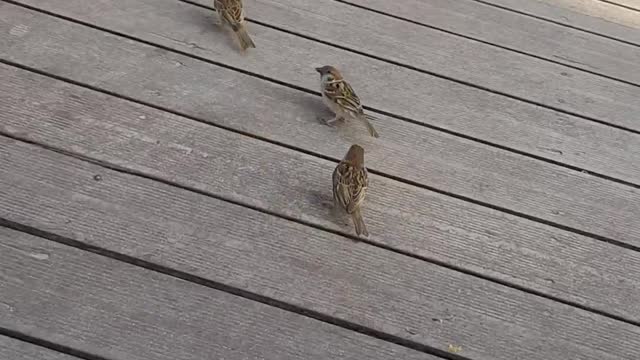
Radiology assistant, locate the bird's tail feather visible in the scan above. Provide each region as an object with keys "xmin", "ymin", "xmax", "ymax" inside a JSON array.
[
  {"xmin": 232, "ymin": 24, "xmax": 256, "ymax": 50},
  {"xmin": 351, "ymin": 209, "xmax": 369, "ymax": 237},
  {"xmin": 360, "ymin": 115, "xmax": 379, "ymax": 138}
]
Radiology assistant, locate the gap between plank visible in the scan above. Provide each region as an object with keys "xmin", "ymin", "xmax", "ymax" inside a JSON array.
[
  {"xmin": 0, "ymin": 328, "xmax": 107, "ymax": 360},
  {"xmin": 0, "ymin": 221, "xmax": 464, "ymax": 360},
  {"xmin": 2, "ymin": 6, "xmax": 640, "ymax": 191},
  {"xmin": 334, "ymin": 0, "xmax": 640, "ymax": 88},
  {"xmin": 179, "ymin": 0, "xmax": 640, "ymax": 134},
  {"xmin": 5, "ymin": 0, "xmax": 640, "ymax": 138},
  {"xmin": 2, "ymin": 58, "xmax": 640, "ymax": 262},
  {"xmin": 4, "ymin": 0, "xmax": 640, "ymax": 189},
  {"xmin": 3, "ymin": 132, "xmax": 640, "ymax": 331},
  {"xmin": 596, "ymin": 0, "xmax": 640, "ymax": 12},
  {"xmin": 467, "ymin": 0, "xmax": 640, "ymax": 47}
]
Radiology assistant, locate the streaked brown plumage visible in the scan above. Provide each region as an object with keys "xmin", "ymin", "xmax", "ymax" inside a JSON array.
[
  {"xmin": 333, "ymin": 144, "xmax": 370, "ymax": 237},
  {"xmin": 214, "ymin": 0, "xmax": 255, "ymax": 50},
  {"xmin": 316, "ymin": 65, "xmax": 379, "ymax": 138}
]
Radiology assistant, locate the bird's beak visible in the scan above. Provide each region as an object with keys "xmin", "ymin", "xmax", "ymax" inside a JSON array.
[{"xmin": 315, "ymin": 67, "xmax": 322, "ymax": 73}]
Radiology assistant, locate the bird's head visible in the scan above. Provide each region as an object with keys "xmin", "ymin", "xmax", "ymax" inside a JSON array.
[
  {"xmin": 344, "ymin": 144, "xmax": 365, "ymax": 167},
  {"xmin": 315, "ymin": 65, "xmax": 343, "ymax": 81}
]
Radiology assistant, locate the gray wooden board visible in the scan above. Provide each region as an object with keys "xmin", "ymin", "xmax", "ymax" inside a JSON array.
[
  {"xmin": 481, "ymin": 0, "xmax": 640, "ymax": 44},
  {"xmin": 2, "ymin": 4, "xmax": 640, "ymax": 247},
  {"xmin": 345, "ymin": 0, "xmax": 640, "ymax": 83},
  {"xmin": 0, "ymin": 228, "xmax": 437, "ymax": 360},
  {"xmin": 193, "ymin": 0, "xmax": 640, "ymax": 128},
  {"xmin": 611, "ymin": 0, "xmax": 640, "ymax": 10},
  {"xmin": 600, "ymin": 0, "xmax": 640, "ymax": 10},
  {"xmin": 2, "ymin": 139, "xmax": 640, "ymax": 360},
  {"xmin": 5, "ymin": 63, "xmax": 640, "ymax": 323},
  {"xmin": 0, "ymin": 336, "xmax": 80, "ymax": 360},
  {"xmin": 3, "ymin": 64, "xmax": 640, "ymax": 330},
  {"xmin": 5, "ymin": 0, "xmax": 640, "ymax": 184},
  {"xmin": 536, "ymin": 0, "xmax": 640, "ymax": 20}
]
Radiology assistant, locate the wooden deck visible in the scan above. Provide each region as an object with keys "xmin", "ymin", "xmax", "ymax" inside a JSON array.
[{"xmin": 1, "ymin": 0, "xmax": 639, "ymax": 359}]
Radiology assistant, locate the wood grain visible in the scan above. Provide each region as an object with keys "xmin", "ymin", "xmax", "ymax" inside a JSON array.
[
  {"xmin": 2, "ymin": 139, "xmax": 640, "ymax": 360},
  {"xmin": 0, "ymin": 62, "xmax": 640, "ymax": 322},
  {"xmin": 3, "ymin": 63, "xmax": 640, "ymax": 327},
  {"xmin": 606, "ymin": 0, "xmax": 640, "ymax": 10},
  {"xmin": 3, "ymin": 0, "xmax": 640, "ymax": 185},
  {"xmin": 0, "ymin": 60, "xmax": 640, "ymax": 322},
  {"xmin": 0, "ymin": 336, "xmax": 80, "ymax": 360},
  {"xmin": 2, "ymin": 3, "xmax": 640, "ymax": 247},
  {"xmin": 0, "ymin": 228, "xmax": 436, "ymax": 360},
  {"xmin": 225, "ymin": 0, "xmax": 639, "ymax": 128},
  {"xmin": 343, "ymin": 0, "xmax": 640, "ymax": 83},
  {"xmin": 597, "ymin": 0, "xmax": 640, "ymax": 11},
  {"xmin": 480, "ymin": 0, "xmax": 640, "ymax": 43}
]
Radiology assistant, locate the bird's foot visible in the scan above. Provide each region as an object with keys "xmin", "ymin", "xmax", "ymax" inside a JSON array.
[{"xmin": 320, "ymin": 116, "xmax": 344, "ymax": 126}]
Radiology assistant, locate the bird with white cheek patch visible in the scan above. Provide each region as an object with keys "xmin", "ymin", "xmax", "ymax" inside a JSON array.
[{"xmin": 316, "ymin": 65, "xmax": 380, "ymax": 138}]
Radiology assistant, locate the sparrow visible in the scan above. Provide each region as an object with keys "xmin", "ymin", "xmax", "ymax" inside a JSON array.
[
  {"xmin": 315, "ymin": 65, "xmax": 379, "ymax": 138},
  {"xmin": 333, "ymin": 144, "xmax": 370, "ymax": 237},
  {"xmin": 213, "ymin": 0, "xmax": 256, "ymax": 50}
]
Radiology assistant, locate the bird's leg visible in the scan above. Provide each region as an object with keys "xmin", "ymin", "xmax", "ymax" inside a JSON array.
[
  {"xmin": 323, "ymin": 115, "xmax": 344, "ymax": 126},
  {"xmin": 325, "ymin": 115, "xmax": 340, "ymax": 125}
]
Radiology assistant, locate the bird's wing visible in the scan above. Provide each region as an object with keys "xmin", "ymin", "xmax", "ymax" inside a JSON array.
[
  {"xmin": 346, "ymin": 169, "xmax": 367, "ymax": 214},
  {"xmin": 333, "ymin": 165, "xmax": 352, "ymax": 210},
  {"xmin": 215, "ymin": 0, "xmax": 244, "ymax": 26},
  {"xmin": 324, "ymin": 80, "xmax": 365, "ymax": 115}
]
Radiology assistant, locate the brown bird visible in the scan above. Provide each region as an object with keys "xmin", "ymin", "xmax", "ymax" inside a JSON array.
[
  {"xmin": 316, "ymin": 65, "xmax": 379, "ymax": 138},
  {"xmin": 214, "ymin": 0, "xmax": 256, "ymax": 50},
  {"xmin": 333, "ymin": 144, "xmax": 370, "ymax": 237}
]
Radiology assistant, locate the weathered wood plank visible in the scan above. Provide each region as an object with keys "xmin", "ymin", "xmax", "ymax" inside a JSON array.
[
  {"xmin": 2, "ymin": 62, "xmax": 640, "ymax": 327},
  {"xmin": 2, "ymin": 3, "xmax": 640, "ymax": 246},
  {"xmin": 0, "ymin": 336, "xmax": 80, "ymax": 360},
  {"xmin": 343, "ymin": 0, "xmax": 640, "ymax": 83},
  {"xmin": 0, "ymin": 228, "xmax": 437, "ymax": 360},
  {"xmin": 212, "ymin": 0, "xmax": 639, "ymax": 126},
  {"xmin": 599, "ymin": 0, "xmax": 640, "ymax": 11},
  {"xmin": 480, "ymin": 0, "xmax": 640, "ymax": 43},
  {"xmin": 3, "ymin": 1, "xmax": 640, "ymax": 181},
  {"xmin": 2, "ymin": 139, "xmax": 640, "ymax": 360}
]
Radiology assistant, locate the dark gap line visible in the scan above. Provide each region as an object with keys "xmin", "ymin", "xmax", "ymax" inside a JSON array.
[
  {"xmin": 3, "ymin": 58, "xmax": 640, "ymax": 253},
  {"xmin": 335, "ymin": 0, "xmax": 640, "ymax": 88},
  {"xmin": 371, "ymin": 99, "xmax": 640, "ymax": 189},
  {"xmin": 0, "ymin": 328, "xmax": 110, "ymax": 360},
  {"xmin": 179, "ymin": 0, "xmax": 640, "ymax": 135},
  {"xmin": 0, "ymin": 0, "xmax": 316, "ymax": 95},
  {"xmin": 0, "ymin": 59, "xmax": 337, "ymax": 166},
  {"xmin": 0, "ymin": 220, "xmax": 462, "ymax": 360},
  {"xmin": 468, "ymin": 0, "xmax": 640, "ymax": 48},
  {"xmin": 3, "ymin": 58, "xmax": 638, "ymax": 193},
  {"xmin": 11, "ymin": 0, "xmax": 640, "ymax": 194},
  {"xmin": 3, "ymin": 132, "xmax": 640, "ymax": 330},
  {"xmin": 5, "ymin": 0, "xmax": 637, "ymax": 137},
  {"xmin": 4, "ymin": 1, "xmax": 640, "ymax": 183},
  {"xmin": 2, "ymin": 59, "xmax": 640, "ymax": 258},
  {"xmin": 595, "ymin": 0, "xmax": 640, "ymax": 12}
]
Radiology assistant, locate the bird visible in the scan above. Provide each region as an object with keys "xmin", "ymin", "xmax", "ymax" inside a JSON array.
[
  {"xmin": 315, "ymin": 65, "xmax": 379, "ymax": 138},
  {"xmin": 333, "ymin": 144, "xmax": 370, "ymax": 237},
  {"xmin": 213, "ymin": 0, "xmax": 256, "ymax": 50}
]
